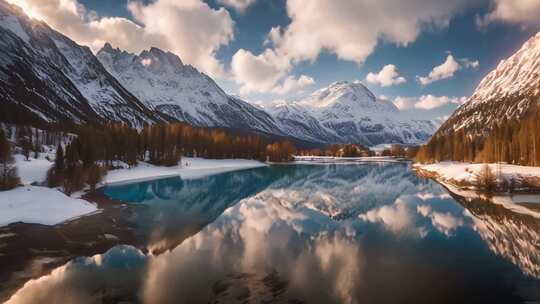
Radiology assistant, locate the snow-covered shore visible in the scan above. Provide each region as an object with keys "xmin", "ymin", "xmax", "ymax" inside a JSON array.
[
  {"xmin": 0, "ymin": 157, "xmax": 266, "ymax": 227},
  {"xmin": 437, "ymin": 181, "xmax": 540, "ymax": 219},
  {"xmin": 0, "ymin": 186, "xmax": 99, "ymax": 227},
  {"xmin": 0, "ymin": 154, "xmax": 98, "ymax": 227},
  {"xmin": 104, "ymin": 157, "xmax": 267, "ymax": 186},
  {"xmin": 414, "ymin": 162, "xmax": 540, "ymax": 217},
  {"xmin": 413, "ymin": 162, "xmax": 540, "ymax": 185}
]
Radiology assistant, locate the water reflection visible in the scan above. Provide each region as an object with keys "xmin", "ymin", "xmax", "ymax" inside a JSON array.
[
  {"xmin": 450, "ymin": 192, "xmax": 540, "ymax": 280},
  {"xmin": 6, "ymin": 164, "xmax": 540, "ymax": 303},
  {"xmin": 103, "ymin": 166, "xmax": 287, "ymax": 253}
]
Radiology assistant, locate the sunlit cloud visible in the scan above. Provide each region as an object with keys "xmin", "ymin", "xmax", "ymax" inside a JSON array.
[
  {"xmin": 6, "ymin": 0, "xmax": 234, "ymax": 78},
  {"xmin": 417, "ymin": 54, "xmax": 479, "ymax": 85},
  {"xmin": 366, "ymin": 64, "xmax": 406, "ymax": 87}
]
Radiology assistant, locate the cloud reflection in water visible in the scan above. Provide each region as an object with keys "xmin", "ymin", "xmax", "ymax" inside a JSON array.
[{"xmin": 6, "ymin": 163, "xmax": 540, "ymax": 303}]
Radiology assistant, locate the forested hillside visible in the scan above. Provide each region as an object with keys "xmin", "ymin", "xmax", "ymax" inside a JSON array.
[
  {"xmin": 416, "ymin": 104, "xmax": 540, "ymax": 166},
  {"xmin": 416, "ymin": 33, "xmax": 540, "ymax": 166}
]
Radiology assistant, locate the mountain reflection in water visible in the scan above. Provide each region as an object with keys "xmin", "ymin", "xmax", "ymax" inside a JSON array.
[{"xmin": 5, "ymin": 164, "xmax": 540, "ymax": 304}]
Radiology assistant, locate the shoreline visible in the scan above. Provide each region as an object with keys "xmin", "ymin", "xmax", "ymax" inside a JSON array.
[
  {"xmin": 413, "ymin": 162, "xmax": 540, "ymax": 218},
  {"xmin": 413, "ymin": 162, "xmax": 540, "ymax": 194},
  {"xmin": 428, "ymin": 177, "xmax": 540, "ymax": 220},
  {"xmin": 292, "ymin": 155, "xmax": 409, "ymax": 165},
  {"xmin": 0, "ymin": 157, "xmax": 267, "ymax": 229},
  {"xmin": 103, "ymin": 157, "xmax": 267, "ymax": 186}
]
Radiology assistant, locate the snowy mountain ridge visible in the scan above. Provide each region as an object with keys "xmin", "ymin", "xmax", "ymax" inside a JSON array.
[
  {"xmin": 269, "ymin": 81, "xmax": 437, "ymax": 146},
  {"xmin": 96, "ymin": 43, "xmax": 285, "ymax": 136},
  {"xmin": 0, "ymin": 0, "xmax": 437, "ymax": 147},
  {"xmin": 0, "ymin": 0, "xmax": 162, "ymax": 127},
  {"xmin": 438, "ymin": 31, "xmax": 540, "ymax": 135}
]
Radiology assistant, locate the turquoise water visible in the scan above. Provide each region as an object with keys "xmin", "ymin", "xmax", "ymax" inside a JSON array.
[{"xmin": 6, "ymin": 163, "xmax": 540, "ymax": 303}]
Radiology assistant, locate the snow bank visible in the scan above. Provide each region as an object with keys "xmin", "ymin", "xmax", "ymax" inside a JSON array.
[
  {"xmin": 0, "ymin": 186, "xmax": 98, "ymax": 227},
  {"xmin": 14, "ymin": 154, "xmax": 53, "ymax": 185},
  {"xmin": 414, "ymin": 162, "xmax": 540, "ymax": 184},
  {"xmin": 104, "ymin": 157, "xmax": 267, "ymax": 185},
  {"xmin": 437, "ymin": 181, "xmax": 540, "ymax": 219}
]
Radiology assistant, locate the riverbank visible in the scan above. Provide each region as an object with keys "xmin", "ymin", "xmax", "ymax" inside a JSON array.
[
  {"xmin": 0, "ymin": 157, "xmax": 267, "ymax": 228},
  {"xmin": 414, "ymin": 161, "xmax": 540, "ymax": 193},
  {"xmin": 104, "ymin": 157, "xmax": 267, "ymax": 186}
]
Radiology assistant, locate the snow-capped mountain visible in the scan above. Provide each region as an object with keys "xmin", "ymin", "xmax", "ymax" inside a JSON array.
[
  {"xmin": 0, "ymin": 1, "xmax": 162, "ymax": 127},
  {"xmin": 269, "ymin": 81, "xmax": 437, "ymax": 146},
  {"xmin": 437, "ymin": 32, "xmax": 540, "ymax": 136},
  {"xmin": 0, "ymin": 0, "xmax": 436, "ymax": 146},
  {"xmin": 96, "ymin": 44, "xmax": 284, "ymax": 136}
]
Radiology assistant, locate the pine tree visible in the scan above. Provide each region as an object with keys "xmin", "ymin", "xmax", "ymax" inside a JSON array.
[
  {"xmin": 0, "ymin": 129, "xmax": 20, "ymax": 190},
  {"xmin": 55, "ymin": 144, "xmax": 65, "ymax": 171}
]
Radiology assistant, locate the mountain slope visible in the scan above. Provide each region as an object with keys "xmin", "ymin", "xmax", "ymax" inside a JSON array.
[
  {"xmin": 0, "ymin": 1, "xmax": 163, "ymax": 128},
  {"xmin": 418, "ymin": 32, "xmax": 540, "ymax": 165},
  {"xmin": 96, "ymin": 44, "xmax": 284, "ymax": 136},
  {"xmin": 269, "ymin": 81, "xmax": 437, "ymax": 146},
  {"xmin": 437, "ymin": 32, "xmax": 540, "ymax": 136}
]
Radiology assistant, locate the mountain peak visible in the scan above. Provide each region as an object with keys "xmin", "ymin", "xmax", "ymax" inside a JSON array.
[
  {"xmin": 102, "ymin": 42, "xmax": 114, "ymax": 52},
  {"xmin": 302, "ymin": 80, "xmax": 382, "ymax": 111},
  {"xmin": 140, "ymin": 47, "xmax": 183, "ymax": 67}
]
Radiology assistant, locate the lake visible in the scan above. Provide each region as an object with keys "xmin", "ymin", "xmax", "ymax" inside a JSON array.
[{"xmin": 3, "ymin": 163, "xmax": 540, "ymax": 303}]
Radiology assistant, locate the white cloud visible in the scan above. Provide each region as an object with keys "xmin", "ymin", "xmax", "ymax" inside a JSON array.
[
  {"xmin": 272, "ymin": 75, "xmax": 315, "ymax": 95},
  {"xmin": 418, "ymin": 54, "xmax": 479, "ymax": 85},
  {"xmin": 230, "ymin": 48, "xmax": 314, "ymax": 96},
  {"xmin": 394, "ymin": 95, "xmax": 467, "ymax": 110},
  {"xmin": 231, "ymin": 48, "xmax": 291, "ymax": 95},
  {"xmin": 141, "ymin": 58, "xmax": 152, "ymax": 66},
  {"xmin": 417, "ymin": 205, "xmax": 464, "ymax": 236},
  {"xmin": 217, "ymin": 0, "xmax": 256, "ymax": 13},
  {"xmin": 272, "ymin": 0, "xmax": 480, "ymax": 64},
  {"xmin": 233, "ymin": 0, "xmax": 480, "ymax": 96},
  {"xmin": 366, "ymin": 64, "xmax": 406, "ymax": 87},
  {"xmin": 359, "ymin": 199, "xmax": 417, "ymax": 235},
  {"xmin": 7, "ymin": 0, "xmax": 234, "ymax": 78},
  {"xmin": 478, "ymin": 0, "xmax": 540, "ymax": 27}
]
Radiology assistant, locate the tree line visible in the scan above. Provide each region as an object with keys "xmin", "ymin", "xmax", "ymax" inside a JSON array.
[
  {"xmin": 416, "ymin": 104, "xmax": 540, "ymax": 166},
  {"xmin": 298, "ymin": 144, "xmax": 373, "ymax": 157},
  {"xmin": 0, "ymin": 129, "xmax": 20, "ymax": 190},
  {"xmin": 46, "ymin": 123, "xmax": 296, "ymax": 194},
  {"xmin": 1, "ymin": 122, "xmax": 298, "ymax": 193},
  {"xmin": 298, "ymin": 143, "xmax": 421, "ymax": 159}
]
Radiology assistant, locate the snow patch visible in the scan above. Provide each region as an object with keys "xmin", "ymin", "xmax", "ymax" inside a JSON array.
[
  {"xmin": 15, "ymin": 154, "xmax": 53, "ymax": 185},
  {"xmin": 104, "ymin": 157, "xmax": 267, "ymax": 186},
  {"xmin": 0, "ymin": 186, "xmax": 98, "ymax": 227},
  {"xmin": 414, "ymin": 162, "xmax": 540, "ymax": 184}
]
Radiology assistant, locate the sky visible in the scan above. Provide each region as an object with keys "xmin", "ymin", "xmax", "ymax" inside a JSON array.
[{"xmin": 7, "ymin": 0, "xmax": 540, "ymax": 121}]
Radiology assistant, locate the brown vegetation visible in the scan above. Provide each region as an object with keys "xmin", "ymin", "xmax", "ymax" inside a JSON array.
[
  {"xmin": 415, "ymin": 105, "xmax": 540, "ymax": 166},
  {"xmin": 298, "ymin": 144, "xmax": 373, "ymax": 157},
  {"xmin": 0, "ymin": 129, "xmax": 20, "ymax": 190},
  {"xmin": 474, "ymin": 164, "xmax": 497, "ymax": 191},
  {"xmin": 43, "ymin": 122, "xmax": 296, "ymax": 193}
]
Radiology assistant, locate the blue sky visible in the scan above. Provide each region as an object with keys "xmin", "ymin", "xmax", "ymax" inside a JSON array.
[{"xmin": 13, "ymin": 0, "xmax": 540, "ymax": 119}]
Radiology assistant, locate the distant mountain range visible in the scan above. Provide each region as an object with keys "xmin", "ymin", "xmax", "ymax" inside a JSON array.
[
  {"xmin": 268, "ymin": 81, "xmax": 436, "ymax": 146},
  {"xmin": 0, "ymin": 0, "xmax": 436, "ymax": 146}
]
